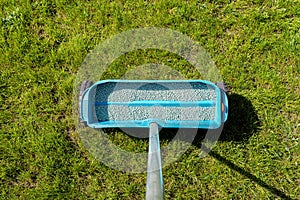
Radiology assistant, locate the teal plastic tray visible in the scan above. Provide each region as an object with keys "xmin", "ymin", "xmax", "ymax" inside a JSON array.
[{"xmin": 80, "ymin": 80, "xmax": 228, "ymax": 129}]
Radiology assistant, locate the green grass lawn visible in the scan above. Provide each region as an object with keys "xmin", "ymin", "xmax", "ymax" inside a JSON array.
[{"xmin": 1, "ymin": 0, "xmax": 299, "ymax": 199}]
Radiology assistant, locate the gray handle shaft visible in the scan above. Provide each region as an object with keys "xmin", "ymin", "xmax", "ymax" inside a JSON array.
[{"xmin": 146, "ymin": 122, "xmax": 164, "ymax": 200}]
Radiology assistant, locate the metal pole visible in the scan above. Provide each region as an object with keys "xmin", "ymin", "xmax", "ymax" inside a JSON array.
[{"xmin": 146, "ymin": 122, "xmax": 164, "ymax": 200}]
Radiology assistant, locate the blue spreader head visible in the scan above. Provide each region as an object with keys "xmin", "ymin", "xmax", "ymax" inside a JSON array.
[{"xmin": 80, "ymin": 80, "xmax": 228, "ymax": 129}]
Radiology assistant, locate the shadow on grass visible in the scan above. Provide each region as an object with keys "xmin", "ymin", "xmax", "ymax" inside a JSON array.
[
  {"xmin": 208, "ymin": 148, "xmax": 293, "ymax": 200},
  {"xmin": 191, "ymin": 93, "xmax": 292, "ymax": 200},
  {"xmin": 219, "ymin": 93, "xmax": 261, "ymax": 142}
]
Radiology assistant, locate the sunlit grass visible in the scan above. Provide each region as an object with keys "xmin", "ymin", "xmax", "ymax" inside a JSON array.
[{"xmin": 1, "ymin": 0, "xmax": 299, "ymax": 199}]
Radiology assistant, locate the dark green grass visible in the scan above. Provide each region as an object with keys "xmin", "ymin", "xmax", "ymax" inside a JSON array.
[{"xmin": 1, "ymin": 0, "xmax": 299, "ymax": 199}]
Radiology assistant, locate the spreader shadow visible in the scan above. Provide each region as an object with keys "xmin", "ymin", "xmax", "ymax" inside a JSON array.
[
  {"xmin": 190, "ymin": 93, "xmax": 292, "ymax": 199},
  {"xmin": 219, "ymin": 93, "xmax": 261, "ymax": 142},
  {"xmin": 207, "ymin": 148, "xmax": 293, "ymax": 199}
]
